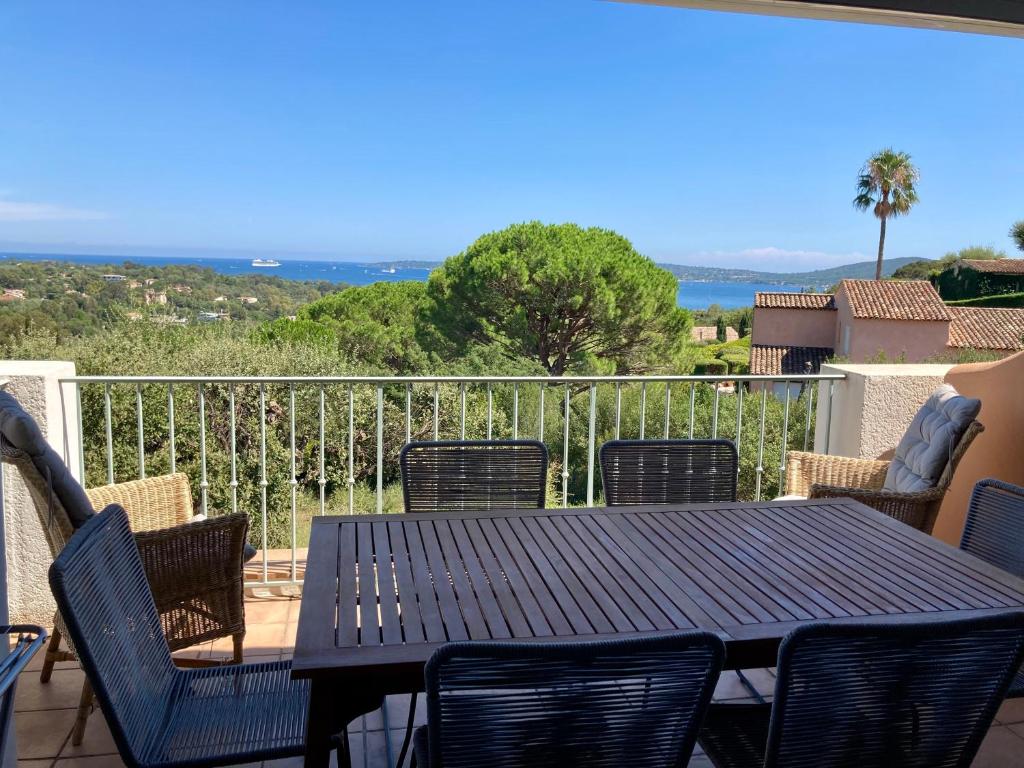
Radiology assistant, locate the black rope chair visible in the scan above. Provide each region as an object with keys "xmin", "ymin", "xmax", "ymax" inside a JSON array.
[
  {"xmin": 599, "ymin": 439, "xmax": 738, "ymax": 506},
  {"xmin": 400, "ymin": 440, "xmax": 548, "ymax": 514},
  {"xmin": 698, "ymin": 613, "xmax": 1024, "ymax": 768},
  {"xmin": 960, "ymin": 478, "xmax": 1024, "ymax": 697},
  {"xmin": 47, "ymin": 505, "xmax": 359, "ymax": 768},
  {"xmin": 412, "ymin": 632, "xmax": 726, "ymax": 768}
]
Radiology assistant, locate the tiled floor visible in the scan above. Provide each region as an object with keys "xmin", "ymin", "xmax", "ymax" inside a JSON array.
[{"xmin": 14, "ymin": 595, "xmax": 1024, "ymax": 767}]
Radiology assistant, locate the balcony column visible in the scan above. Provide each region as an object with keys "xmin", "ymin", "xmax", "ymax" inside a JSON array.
[
  {"xmin": 813, "ymin": 363, "xmax": 954, "ymax": 459},
  {"xmin": 0, "ymin": 361, "xmax": 80, "ymax": 624}
]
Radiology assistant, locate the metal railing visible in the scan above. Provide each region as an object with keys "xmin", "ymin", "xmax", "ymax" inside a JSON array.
[{"xmin": 58, "ymin": 373, "xmax": 842, "ymax": 586}]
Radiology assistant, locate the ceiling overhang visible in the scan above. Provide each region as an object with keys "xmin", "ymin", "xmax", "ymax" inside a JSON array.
[{"xmin": 616, "ymin": 1, "xmax": 1024, "ymax": 38}]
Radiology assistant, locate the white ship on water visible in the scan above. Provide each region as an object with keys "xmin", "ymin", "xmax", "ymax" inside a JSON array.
[{"xmin": 251, "ymin": 258, "xmax": 281, "ymax": 267}]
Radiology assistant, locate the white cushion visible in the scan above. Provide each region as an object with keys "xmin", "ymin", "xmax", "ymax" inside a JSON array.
[{"xmin": 882, "ymin": 385, "xmax": 980, "ymax": 494}]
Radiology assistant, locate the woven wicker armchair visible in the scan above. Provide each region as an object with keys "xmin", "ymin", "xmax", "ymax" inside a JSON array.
[
  {"xmin": 0, "ymin": 390, "xmax": 249, "ymax": 746},
  {"xmin": 785, "ymin": 420, "xmax": 984, "ymax": 534}
]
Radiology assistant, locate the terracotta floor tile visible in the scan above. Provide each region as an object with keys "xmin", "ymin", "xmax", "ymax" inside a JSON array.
[
  {"xmin": 15, "ymin": 709, "xmax": 75, "ymax": 760},
  {"xmin": 999, "ymin": 697, "xmax": 1024, "ymax": 725},
  {"xmin": 16, "ymin": 668, "xmax": 85, "ymax": 713},
  {"xmin": 59, "ymin": 710, "xmax": 118, "ymax": 759},
  {"xmin": 244, "ymin": 597, "xmax": 295, "ymax": 625},
  {"xmin": 973, "ymin": 725, "xmax": 1024, "ymax": 767},
  {"xmin": 53, "ymin": 758, "xmax": 127, "ymax": 767}
]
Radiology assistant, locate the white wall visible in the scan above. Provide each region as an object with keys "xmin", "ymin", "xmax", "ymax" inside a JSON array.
[
  {"xmin": 0, "ymin": 361, "xmax": 80, "ymax": 624},
  {"xmin": 814, "ymin": 363, "xmax": 953, "ymax": 459}
]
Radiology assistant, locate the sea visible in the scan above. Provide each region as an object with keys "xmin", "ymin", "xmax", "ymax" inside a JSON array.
[{"xmin": 0, "ymin": 251, "xmax": 805, "ymax": 310}]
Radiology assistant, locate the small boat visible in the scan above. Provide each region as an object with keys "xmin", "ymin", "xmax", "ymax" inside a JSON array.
[
  {"xmin": 251, "ymin": 258, "xmax": 281, "ymax": 268},
  {"xmin": 381, "ymin": 267, "xmax": 396, "ymax": 274}
]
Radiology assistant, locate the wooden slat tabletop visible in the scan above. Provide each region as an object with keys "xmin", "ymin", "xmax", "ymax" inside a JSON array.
[{"xmin": 292, "ymin": 498, "xmax": 1024, "ymax": 685}]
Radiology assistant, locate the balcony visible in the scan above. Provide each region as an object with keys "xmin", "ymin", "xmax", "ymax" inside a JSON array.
[{"xmin": 4, "ymin": 357, "xmax": 1024, "ymax": 766}]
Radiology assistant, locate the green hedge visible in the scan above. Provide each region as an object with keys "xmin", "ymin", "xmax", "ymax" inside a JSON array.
[{"xmin": 946, "ymin": 292, "xmax": 1024, "ymax": 308}]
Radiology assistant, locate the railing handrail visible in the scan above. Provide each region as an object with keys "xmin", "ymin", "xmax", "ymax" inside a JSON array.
[{"xmin": 60, "ymin": 373, "xmax": 845, "ymax": 384}]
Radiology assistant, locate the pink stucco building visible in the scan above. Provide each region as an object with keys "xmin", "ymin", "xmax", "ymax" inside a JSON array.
[{"xmin": 750, "ymin": 279, "xmax": 1024, "ymax": 381}]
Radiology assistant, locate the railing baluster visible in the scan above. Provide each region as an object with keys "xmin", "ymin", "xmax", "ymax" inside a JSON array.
[
  {"xmin": 289, "ymin": 384, "xmax": 298, "ymax": 581},
  {"xmin": 586, "ymin": 383, "xmax": 597, "ymax": 506},
  {"xmin": 228, "ymin": 385, "xmax": 237, "ymax": 515},
  {"xmin": 348, "ymin": 384, "xmax": 355, "ymax": 514},
  {"xmin": 663, "ymin": 383, "xmax": 671, "ymax": 439},
  {"xmin": 460, "ymin": 383, "xmax": 467, "ymax": 440},
  {"xmin": 639, "ymin": 382, "xmax": 647, "ymax": 439},
  {"xmin": 376, "ymin": 384, "xmax": 384, "ymax": 514},
  {"xmin": 803, "ymin": 383, "xmax": 815, "ymax": 451},
  {"xmin": 562, "ymin": 385, "xmax": 570, "ymax": 508},
  {"xmin": 778, "ymin": 382, "xmax": 792, "ymax": 492},
  {"xmin": 824, "ymin": 380, "xmax": 835, "ymax": 455},
  {"xmin": 135, "ymin": 384, "xmax": 145, "ymax": 479},
  {"xmin": 688, "ymin": 382, "xmax": 696, "ymax": 439},
  {"xmin": 433, "ymin": 383, "xmax": 440, "ymax": 440},
  {"xmin": 614, "ymin": 383, "xmax": 622, "ymax": 440},
  {"xmin": 405, "ymin": 384, "xmax": 412, "ymax": 446},
  {"xmin": 258, "ymin": 383, "xmax": 268, "ymax": 583},
  {"xmin": 754, "ymin": 388, "xmax": 768, "ymax": 501},
  {"xmin": 75, "ymin": 383, "xmax": 85, "ymax": 480},
  {"xmin": 734, "ymin": 383, "xmax": 744, "ymax": 483},
  {"xmin": 197, "ymin": 384, "xmax": 208, "ymax": 516},
  {"xmin": 167, "ymin": 384, "xmax": 176, "ymax": 475},
  {"xmin": 512, "ymin": 383, "xmax": 519, "ymax": 440},
  {"xmin": 103, "ymin": 384, "xmax": 114, "ymax": 485},
  {"xmin": 711, "ymin": 383, "xmax": 721, "ymax": 438},
  {"xmin": 486, "ymin": 383, "xmax": 493, "ymax": 440},
  {"xmin": 537, "ymin": 384, "xmax": 545, "ymax": 441},
  {"xmin": 318, "ymin": 386, "xmax": 326, "ymax": 516}
]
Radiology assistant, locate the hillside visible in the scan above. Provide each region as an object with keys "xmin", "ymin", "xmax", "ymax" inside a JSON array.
[
  {"xmin": 656, "ymin": 257, "xmax": 920, "ymax": 288},
  {"xmin": 0, "ymin": 258, "xmax": 336, "ymax": 343}
]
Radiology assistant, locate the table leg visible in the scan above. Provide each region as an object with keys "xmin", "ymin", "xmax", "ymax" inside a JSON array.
[{"xmin": 304, "ymin": 679, "xmax": 336, "ymax": 768}]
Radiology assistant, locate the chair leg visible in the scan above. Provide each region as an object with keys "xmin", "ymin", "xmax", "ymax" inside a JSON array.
[
  {"xmin": 335, "ymin": 727, "xmax": 352, "ymax": 768},
  {"xmin": 232, "ymin": 633, "xmax": 244, "ymax": 664},
  {"xmin": 39, "ymin": 626, "xmax": 62, "ymax": 684},
  {"xmin": 71, "ymin": 677, "xmax": 94, "ymax": 746}
]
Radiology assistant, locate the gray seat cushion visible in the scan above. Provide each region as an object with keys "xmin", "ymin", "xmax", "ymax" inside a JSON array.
[
  {"xmin": 882, "ymin": 385, "xmax": 980, "ymax": 494},
  {"xmin": 0, "ymin": 391, "xmax": 95, "ymax": 528}
]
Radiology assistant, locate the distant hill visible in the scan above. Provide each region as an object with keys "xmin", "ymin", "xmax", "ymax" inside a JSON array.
[
  {"xmin": 366, "ymin": 257, "xmax": 920, "ymax": 289},
  {"xmin": 656, "ymin": 257, "xmax": 920, "ymax": 289}
]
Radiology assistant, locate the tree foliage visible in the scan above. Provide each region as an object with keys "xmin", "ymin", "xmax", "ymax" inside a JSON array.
[
  {"xmin": 424, "ymin": 222, "xmax": 691, "ymax": 375},
  {"xmin": 1011, "ymin": 220, "xmax": 1024, "ymax": 253},
  {"xmin": 892, "ymin": 245, "xmax": 1006, "ymax": 281},
  {"xmin": 853, "ymin": 149, "xmax": 920, "ymax": 280}
]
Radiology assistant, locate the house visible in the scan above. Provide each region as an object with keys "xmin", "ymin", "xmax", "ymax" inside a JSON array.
[
  {"xmin": 1, "ymin": 288, "xmax": 26, "ymax": 301},
  {"xmin": 239, "ymin": 295, "xmax": 258, "ymax": 305},
  {"xmin": 101, "ymin": 274, "xmax": 126, "ymax": 282},
  {"xmin": 751, "ymin": 279, "xmax": 1024, "ymax": 381},
  {"xmin": 143, "ymin": 290, "xmax": 168, "ymax": 306},
  {"xmin": 691, "ymin": 325, "xmax": 739, "ymax": 343},
  {"xmin": 935, "ymin": 258, "xmax": 1024, "ymax": 301},
  {"xmin": 213, "ymin": 295, "xmax": 227, "ymax": 302}
]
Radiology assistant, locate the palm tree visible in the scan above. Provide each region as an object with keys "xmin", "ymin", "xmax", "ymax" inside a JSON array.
[{"xmin": 854, "ymin": 149, "xmax": 920, "ymax": 280}]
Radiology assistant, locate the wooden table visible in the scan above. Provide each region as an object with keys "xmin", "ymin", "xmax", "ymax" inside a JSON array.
[{"xmin": 292, "ymin": 498, "xmax": 1024, "ymax": 766}]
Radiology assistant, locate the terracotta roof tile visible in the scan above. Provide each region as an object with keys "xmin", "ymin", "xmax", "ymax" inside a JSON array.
[
  {"xmin": 754, "ymin": 292, "xmax": 836, "ymax": 310},
  {"xmin": 839, "ymin": 279, "xmax": 950, "ymax": 321},
  {"xmin": 947, "ymin": 307, "xmax": 1024, "ymax": 351},
  {"xmin": 750, "ymin": 345, "xmax": 834, "ymax": 376},
  {"xmin": 958, "ymin": 259, "xmax": 1024, "ymax": 275}
]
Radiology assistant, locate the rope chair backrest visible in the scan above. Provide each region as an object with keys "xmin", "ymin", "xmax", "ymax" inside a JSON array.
[
  {"xmin": 400, "ymin": 440, "xmax": 548, "ymax": 514},
  {"xmin": 599, "ymin": 440, "xmax": 738, "ymax": 506},
  {"xmin": 764, "ymin": 612, "xmax": 1024, "ymax": 768},
  {"xmin": 49, "ymin": 505, "xmax": 178, "ymax": 765},
  {"xmin": 424, "ymin": 632, "xmax": 725, "ymax": 768},
  {"xmin": 960, "ymin": 478, "xmax": 1024, "ymax": 579}
]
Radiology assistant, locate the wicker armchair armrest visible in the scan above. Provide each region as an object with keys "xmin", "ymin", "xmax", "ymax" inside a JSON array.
[
  {"xmin": 785, "ymin": 451, "xmax": 890, "ymax": 497},
  {"xmin": 808, "ymin": 484, "xmax": 945, "ymax": 532},
  {"xmin": 134, "ymin": 514, "xmax": 248, "ymax": 646},
  {"xmin": 87, "ymin": 473, "xmax": 195, "ymax": 531}
]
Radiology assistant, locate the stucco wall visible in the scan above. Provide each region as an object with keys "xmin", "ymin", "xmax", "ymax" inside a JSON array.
[
  {"xmin": 933, "ymin": 352, "xmax": 1024, "ymax": 545},
  {"xmin": 751, "ymin": 307, "xmax": 837, "ymax": 348},
  {"xmin": 833, "ymin": 291, "xmax": 950, "ymax": 362},
  {"xmin": 0, "ymin": 361, "xmax": 80, "ymax": 624},
  {"xmin": 814, "ymin": 363, "xmax": 953, "ymax": 459}
]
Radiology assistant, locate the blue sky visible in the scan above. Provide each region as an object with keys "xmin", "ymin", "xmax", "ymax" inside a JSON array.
[{"xmin": 1, "ymin": 1, "xmax": 1022, "ymax": 271}]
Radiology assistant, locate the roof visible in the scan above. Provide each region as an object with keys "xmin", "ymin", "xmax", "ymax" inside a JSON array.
[
  {"xmin": 947, "ymin": 307, "xmax": 1024, "ymax": 351},
  {"xmin": 754, "ymin": 292, "xmax": 835, "ymax": 310},
  {"xmin": 958, "ymin": 259, "xmax": 1024, "ymax": 275},
  {"xmin": 691, "ymin": 325, "xmax": 739, "ymax": 343},
  {"xmin": 750, "ymin": 345, "xmax": 834, "ymax": 376},
  {"xmin": 838, "ymin": 279, "xmax": 951, "ymax": 321}
]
